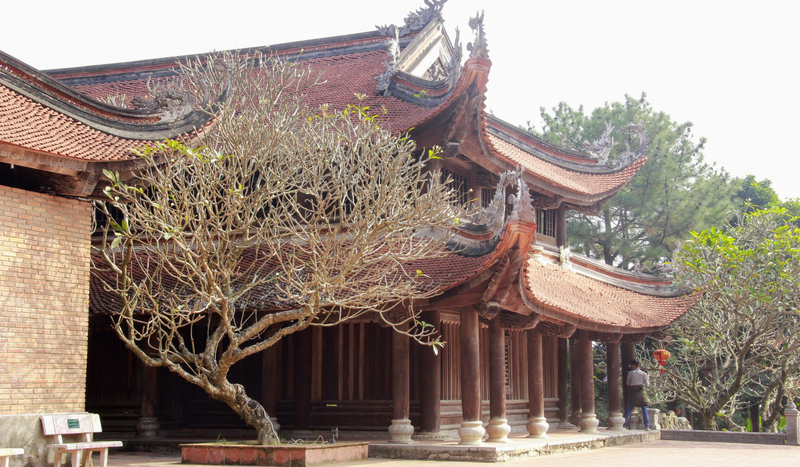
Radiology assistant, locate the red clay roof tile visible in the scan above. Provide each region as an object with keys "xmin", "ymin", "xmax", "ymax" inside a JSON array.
[{"xmin": 522, "ymin": 257, "xmax": 693, "ymax": 330}]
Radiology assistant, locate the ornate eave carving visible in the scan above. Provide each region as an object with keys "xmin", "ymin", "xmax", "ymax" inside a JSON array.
[
  {"xmin": 531, "ymin": 194, "xmax": 563, "ymax": 210},
  {"xmin": 499, "ymin": 311, "xmax": 540, "ymax": 330},
  {"xmin": 376, "ymin": 0, "xmax": 447, "ymax": 38},
  {"xmin": 466, "ymin": 11, "xmax": 489, "ymax": 59},
  {"xmin": 536, "ymin": 321, "xmax": 576, "ymax": 338},
  {"xmin": 564, "ymin": 202, "xmax": 603, "ymax": 216},
  {"xmin": 589, "ymin": 331, "xmax": 623, "ymax": 344}
]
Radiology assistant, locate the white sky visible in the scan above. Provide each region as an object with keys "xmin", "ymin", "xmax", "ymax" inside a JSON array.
[{"xmin": 3, "ymin": 1, "xmax": 799, "ymax": 199}]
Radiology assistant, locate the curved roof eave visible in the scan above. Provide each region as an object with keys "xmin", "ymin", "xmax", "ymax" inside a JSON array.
[
  {"xmin": 0, "ymin": 50, "xmax": 216, "ymax": 141},
  {"xmin": 519, "ymin": 256, "xmax": 695, "ymax": 334}
]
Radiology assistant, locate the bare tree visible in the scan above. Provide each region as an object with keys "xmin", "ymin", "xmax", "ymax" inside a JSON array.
[
  {"xmin": 93, "ymin": 52, "xmax": 465, "ymax": 444},
  {"xmin": 646, "ymin": 207, "xmax": 800, "ymax": 430}
]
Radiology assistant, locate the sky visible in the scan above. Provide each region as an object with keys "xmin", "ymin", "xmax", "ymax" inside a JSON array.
[{"xmin": 3, "ymin": 0, "xmax": 799, "ymax": 199}]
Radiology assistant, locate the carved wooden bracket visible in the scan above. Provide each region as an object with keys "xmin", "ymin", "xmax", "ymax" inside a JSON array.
[
  {"xmin": 531, "ymin": 194, "xmax": 563, "ymax": 210},
  {"xmin": 498, "ymin": 311, "xmax": 540, "ymax": 330},
  {"xmin": 536, "ymin": 321, "xmax": 576, "ymax": 338},
  {"xmin": 589, "ymin": 331, "xmax": 623, "ymax": 344}
]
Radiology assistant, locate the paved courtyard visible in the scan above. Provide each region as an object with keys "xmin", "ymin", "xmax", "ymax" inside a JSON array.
[{"xmin": 107, "ymin": 440, "xmax": 800, "ymax": 467}]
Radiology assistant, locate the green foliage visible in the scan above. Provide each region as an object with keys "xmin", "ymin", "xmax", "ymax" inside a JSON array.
[
  {"xmin": 735, "ymin": 175, "xmax": 779, "ymax": 210},
  {"xmin": 534, "ymin": 94, "xmax": 736, "ymax": 269},
  {"xmin": 648, "ymin": 207, "xmax": 800, "ymax": 430}
]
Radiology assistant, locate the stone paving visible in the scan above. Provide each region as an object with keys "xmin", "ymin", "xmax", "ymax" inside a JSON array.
[{"xmin": 106, "ymin": 440, "xmax": 800, "ymax": 466}]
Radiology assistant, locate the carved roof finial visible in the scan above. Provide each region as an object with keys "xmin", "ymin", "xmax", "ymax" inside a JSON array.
[
  {"xmin": 376, "ymin": 0, "xmax": 447, "ymax": 37},
  {"xmin": 376, "ymin": 28, "xmax": 401, "ymax": 95},
  {"xmin": 583, "ymin": 122, "xmax": 615, "ymax": 165},
  {"xmin": 467, "ymin": 10, "xmax": 489, "ymax": 58},
  {"xmin": 608, "ymin": 122, "xmax": 647, "ymax": 169},
  {"xmin": 444, "ymin": 26, "xmax": 463, "ymax": 90}
]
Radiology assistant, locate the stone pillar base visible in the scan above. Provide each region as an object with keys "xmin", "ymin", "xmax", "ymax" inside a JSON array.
[
  {"xmin": 485, "ymin": 418, "xmax": 510, "ymax": 443},
  {"xmin": 526, "ymin": 417, "xmax": 549, "ymax": 438},
  {"xmin": 628, "ymin": 412, "xmax": 640, "ymax": 429},
  {"xmin": 458, "ymin": 420, "xmax": 485, "ymax": 446},
  {"xmin": 388, "ymin": 419, "xmax": 414, "ymax": 444},
  {"xmin": 568, "ymin": 411, "xmax": 582, "ymax": 427},
  {"xmin": 579, "ymin": 413, "xmax": 599, "ymax": 433},
  {"xmin": 136, "ymin": 417, "xmax": 160, "ymax": 438},
  {"xmin": 412, "ymin": 432, "xmax": 451, "ymax": 441},
  {"xmin": 606, "ymin": 412, "xmax": 625, "ymax": 431}
]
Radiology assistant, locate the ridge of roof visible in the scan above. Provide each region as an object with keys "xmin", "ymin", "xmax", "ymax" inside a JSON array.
[
  {"xmin": 0, "ymin": 49, "xmax": 215, "ymax": 141},
  {"xmin": 45, "ymin": 30, "xmax": 388, "ymax": 80}
]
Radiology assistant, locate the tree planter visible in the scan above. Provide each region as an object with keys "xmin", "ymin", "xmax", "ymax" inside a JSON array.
[{"xmin": 180, "ymin": 441, "xmax": 370, "ymax": 466}]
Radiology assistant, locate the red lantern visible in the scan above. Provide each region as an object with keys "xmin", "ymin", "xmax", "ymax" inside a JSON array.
[{"xmin": 653, "ymin": 349, "xmax": 671, "ymax": 374}]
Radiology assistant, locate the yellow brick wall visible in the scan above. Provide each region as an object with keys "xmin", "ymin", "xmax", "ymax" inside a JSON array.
[{"xmin": 0, "ymin": 185, "xmax": 92, "ymax": 414}]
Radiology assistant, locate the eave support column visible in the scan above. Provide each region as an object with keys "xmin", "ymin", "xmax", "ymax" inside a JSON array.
[
  {"xmin": 578, "ymin": 329, "xmax": 599, "ymax": 433},
  {"xmin": 568, "ymin": 335, "xmax": 582, "ymax": 427},
  {"xmin": 556, "ymin": 337, "xmax": 571, "ymax": 428},
  {"xmin": 136, "ymin": 365, "xmax": 160, "ymax": 438},
  {"xmin": 486, "ymin": 316, "xmax": 510, "ymax": 442},
  {"xmin": 526, "ymin": 330, "xmax": 549, "ymax": 438},
  {"xmin": 606, "ymin": 342, "xmax": 625, "ymax": 430},
  {"xmin": 418, "ymin": 310, "xmax": 445, "ymax": 439},
  {"xmin": 458, "ymin": 307, "xmax": 485, "ymax": 445},
  {"xmin": 389, "ymin": 320, "xmax": 414, "ymax": 444}
]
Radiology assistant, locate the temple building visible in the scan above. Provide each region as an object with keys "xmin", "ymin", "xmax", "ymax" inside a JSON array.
[{"xmin": 0, "ymin": 1, "xmax": 692, "ymax": 445}]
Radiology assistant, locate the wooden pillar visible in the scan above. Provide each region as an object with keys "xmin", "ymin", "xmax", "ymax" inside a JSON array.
[
  {"xmin": 458, "ymin": 307, "xmax": 485, "ymax": 445},
  {"xmin": 389, "ymin": 321, "xmax": 413, "ymax": 443},
  {"xmin": 486, "ymin": 316, "xmax": 510, "ymax": 442},
  {"xmin": 418, "ymin": 310, "xmax": 442, "ymax": 435},
  {"xmin": 606, "ymin": 342, "xmax": 624, "ymax": 430},
  {"xmin": 294, "ymin": 329, "xmax": 313, "ymax": 431},
  {"xmin": 526, "ymin": 330, "xmax": 549, "ymax": 438},
  {"xmin": 262, "ymin": 334, "xmax": 282, "ymax": 432},
  {"xmin": 578, "ymin": 329, "xmax": 599, "ymax": 432},
  {"xmin": 136, "ymin": 365, "xmax": 160, "ymax": 438},
  {"xmin": 556, "ymin": 337, "xmax": 569, "ymax": 427},
  {"xmin": 568, "ymin": 335, "xmax": 581, "ymax": 426},
  {"xmin": 621, "ymin": 342, "xmax": 635, "ymax": 412},
  {"xmin": 556, "ymin": 204, "xmax": 567, "ymax": 248}
]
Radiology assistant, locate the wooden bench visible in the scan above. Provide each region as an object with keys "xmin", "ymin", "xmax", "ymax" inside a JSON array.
[
  {"xmin": 0, "ymin": 448, "xmax": 23, "ymax": 467},
  {"xmin": 40, "ymin": 414, "xmax": 122, "ymax": 467}
]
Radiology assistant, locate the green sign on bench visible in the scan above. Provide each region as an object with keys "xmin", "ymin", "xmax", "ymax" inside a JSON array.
[{"xmin": 67, "ymin": 419, "xmax": 80, "ymax": 429}]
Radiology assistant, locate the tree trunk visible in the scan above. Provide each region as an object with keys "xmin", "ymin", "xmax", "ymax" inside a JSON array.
[{"xmin": 217, "ymin": 382, "xmax": 280, "ymax": 445}]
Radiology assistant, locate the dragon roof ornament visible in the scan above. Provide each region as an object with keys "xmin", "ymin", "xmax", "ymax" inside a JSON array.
[
  {"xmin": 608, "ymin": 122, "xmax": 647, "ymax": 169},
  {"xmin": 467, "ymin": 10, "xmax": 489, "ymax": 58},
  {"xmin": 583, "ymin": 122, "xmax": 615, "ymax": 164},
  {"xmin": 376, "ymin": 0, "xmax": 447, "ymax": 38},
  {"xmin": 376, "ymin": 28, "xmax": 401, "ymax": 95},
  {"xmin": 470, "ymin": 166, "xmax": 534, "ymax": 239},
  {"xmin": 558, "ymin": 121, "xmax": 647, "ymax": 169},
  {"xmin": 444, "ymin": 27, "xmax": 463, "ymax": 90},
  {"xmin": 131, "ymin": 75, "xmax": 212, "ymax": 123}
]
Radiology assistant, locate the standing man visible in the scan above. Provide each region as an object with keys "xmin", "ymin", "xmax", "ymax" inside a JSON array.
[{"xmin": 623, "ymin": 359, "xmax": 651, "ymax": 430}]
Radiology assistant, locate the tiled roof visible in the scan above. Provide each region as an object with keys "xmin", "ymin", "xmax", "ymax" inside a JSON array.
[
  {"xmin": 68, "ymin": 50, "xmax": 447, "ymax": 134},
  {"xmin": 522, "ymin": 258, "xmax": 694, "ymax": 331},
  {"xmin": 486, "ymin": 133, "xmax": 645, "ymax": 198},
  {"xmin": 0, "ymin": 84, "xmax": 147, "ymax": 161},
  {"xmin": 89, "ymin": 247, "xmax": 492, "ymax": 315}
]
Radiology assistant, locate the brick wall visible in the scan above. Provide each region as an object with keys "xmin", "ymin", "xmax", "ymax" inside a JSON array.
[{"xmin": 0, "ymin": 185, "xmax": 92, "ymax": 414}]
